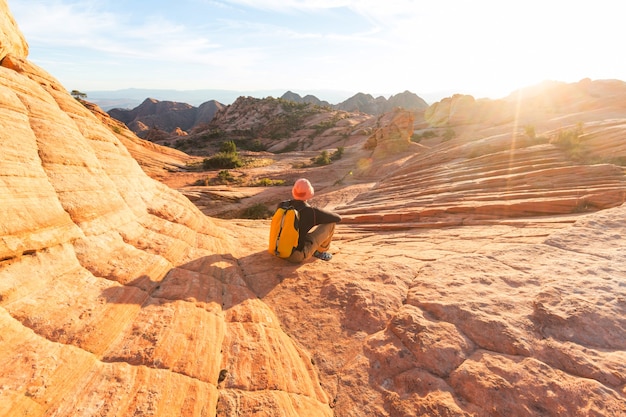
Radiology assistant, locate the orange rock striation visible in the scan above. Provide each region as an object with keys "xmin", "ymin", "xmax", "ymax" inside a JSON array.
[
  {"xmin": 1, "ymin": 1, "xmax": 626, "ymax": 416},
  {"xmin": 0, "ymin": 2, "xmax": 330, "ymax": 416},
  {"xmin": 340, "ymin": 90, "xmax": 626, "ymax": 229}
]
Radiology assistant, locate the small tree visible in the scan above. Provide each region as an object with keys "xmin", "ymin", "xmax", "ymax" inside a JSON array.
[
  {"xmin": 216, "ymin": 170, "xmax": 234, "ymax": 183},
  {"xmin": 524, "ymin": 125, "xmax": 536, "ymax": 139},
  {"xmin": 442, "ymin": 128, "xmax": 456, "ymax": 142},
  {"xmin": 202, "ymin": 153, "xmax": 243, "ymax": 169},
  {"xmin": 312, "ymin": 150, "xmax": 331, "ymax": 166},
  {"xmin": 220, "ymin": 140, "xmax": 237, "ymax": 154},
  {"xmin": 203, "ymin": 140, "xmax": 244, "ymax": 169},
  {"xmin": 71, "ymin": 90, "xmax": 87, "ymax": 100},
  {"xmin": 330, "ymin": 147, "xmax": 344, "ymax": 161}
]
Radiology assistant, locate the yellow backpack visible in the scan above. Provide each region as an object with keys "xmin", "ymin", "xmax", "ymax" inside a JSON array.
[{"xmin": 268, "ymin": 201, "xmax": 300, "ymax": 258}]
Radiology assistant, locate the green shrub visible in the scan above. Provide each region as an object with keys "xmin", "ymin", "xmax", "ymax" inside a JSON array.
[
  {"xmin": 550, "ymin": 122, "xmax": 584, "ymax": 160},
  {"xmin": 442, "ymin": 128, "xmax": 456, "ymax": 142},
  {"xmin": 312, "ymin": 150, "xmax": 331, "ymax": 166},
  {"xmin": 551, "ymin": 124, "xmax": 583, "ymax": 148},
  {"xmin": 220, "ymin": 140, "xmax": 237, "ymax": 154},
  {"xmin": 193, "ymin": 177, "xmax": 209, "ymax": 186},
  {"xmin": 71, "ymin": 90, "xmax": 87, "ymax": 100},
  {"xmin": 330, "ymin": 147, "xmax": 344, "ymax": 161},
  {"xmin": 203, "ymin": 153, "xmax": 243, "ymax": 169},
  {"xmin": 237, "ymin": 139, "xmax": 266, "ymax": 152},
  {"xmin": 217, "ymin": 170, "xmax": 234, "ymax": 182},
  {"xmin": 240, "ymin": 203, "xmax": 272, "ymax": 219},
  {"xmin": 311, "ymin": 147, "xmax": 344, "ymax": 166},
  {"xmin": 422, "ymin": 130, "xmax": 436, "ymax": 139},
  {"xmin": 200, "ymin": 129, "xmax": 225, "ymax": 140},
  {"xmin": 309, "ymin": 119, "xmax": 338, "ymax": 138},
  {"xmin": 411, "ymin": 130, "xmax": 436, "ymax": 143},
  {"xmin": 254, "ymin": 178, "xmax": 285, "ymax": 186}
]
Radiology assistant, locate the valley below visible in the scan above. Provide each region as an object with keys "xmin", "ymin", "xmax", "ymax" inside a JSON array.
[{"xmin": 1, "ymin": 1, "xmax": 626, "ymax": 416}]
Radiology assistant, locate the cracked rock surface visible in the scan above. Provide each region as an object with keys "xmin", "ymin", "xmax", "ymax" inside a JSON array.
[{"xmin": 1, "ymin": 1, "xmax": 626, "ymax": 416}]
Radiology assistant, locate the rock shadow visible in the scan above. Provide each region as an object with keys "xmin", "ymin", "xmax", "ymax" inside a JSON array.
[{"xmin": 99, "ymin": 250, "xmax": 306, "ymax": 309}]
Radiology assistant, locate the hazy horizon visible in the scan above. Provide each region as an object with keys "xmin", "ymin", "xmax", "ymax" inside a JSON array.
[
  {"xmin": 82, "ymin": 86, "xmax": 461, "ymax": 108},
  {"xmin": 10, "ymin": 1, "xmax": 625, "ymax": 102}
]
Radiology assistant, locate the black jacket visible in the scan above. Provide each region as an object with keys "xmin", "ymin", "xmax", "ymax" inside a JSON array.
[{"xmin": 288, "ymin": 199, "xmax": 341, "ymax": 251}]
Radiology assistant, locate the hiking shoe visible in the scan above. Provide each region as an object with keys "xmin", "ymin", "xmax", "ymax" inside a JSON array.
[{"xmin": 313, "ymin": 250, "xmax": 332, "ymax": 261}]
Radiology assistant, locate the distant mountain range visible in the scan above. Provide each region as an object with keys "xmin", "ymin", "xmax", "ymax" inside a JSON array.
[
  {"xmin": 108, "ymin": 98, "xmax": 225, "ymax": 139},
  {"xmin": 86, "ymin": 88, "xmax": 441, "ymax": 111},
  {"xmin": 86, "ymin": 88, "xmax": 357, "ymax": 110},
  {"xmin": 106, "ymin": 90, "xmax": 429, "ymax": 139},
  {"xmin": 280, "ymin": 90, "xmax": 429, "ymax": 114}
]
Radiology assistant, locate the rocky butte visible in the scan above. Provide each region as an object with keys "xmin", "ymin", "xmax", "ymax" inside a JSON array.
[{"xmin": 1, "ymin": 1, "xmax": 626, "ymax": 416}]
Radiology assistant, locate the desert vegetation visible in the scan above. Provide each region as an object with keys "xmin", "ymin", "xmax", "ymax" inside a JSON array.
[
  {"xmin": 239, "ymin": 202, "xmax": 273, "ymax": 219},
  {"xmin": 252, "ymin": 177, "xmax": 285, "ymax": 186},
  {"xmin": 311, "ymin": 147, "xmax": 344, "ymax": 166},
  {"xmin": 550, "ymin": 122, "xmax": 585, "ymax": 161},
  {"xmin": 202, "ymin": 140, "xmax": 244, "ymax": 169},
  {"xmin": 70, "ymin": 89, "xmax": 87, "ymax": 100},
  {"xmin": 411, "ymin": 129, "xmax": 437, "ymax": 143}
]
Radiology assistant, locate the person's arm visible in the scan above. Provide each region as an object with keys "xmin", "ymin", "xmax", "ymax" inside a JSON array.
[{"xmin": 313, "ymin": 207, "xmax": 342, "ymax": 225}]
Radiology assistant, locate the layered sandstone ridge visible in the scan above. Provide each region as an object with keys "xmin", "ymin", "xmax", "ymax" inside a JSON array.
[
  {"xmin": 2, "ymin": 2, "xmax": 626, "ymax": 416},
  {"xmin": 0, "ymin": 2, "xmax": 331, "ymax": 416},
  {"xmin": 339, "ymin": 86, "xmax": 626, "ymax": 228},
  {"xmin": 0, "ymin": 4, "xmax": 27, "ymax": 59}
]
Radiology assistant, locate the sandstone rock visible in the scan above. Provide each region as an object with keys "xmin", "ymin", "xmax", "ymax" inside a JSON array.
[
  {"xmin": 80, "ymin": 99, "xmax": 192, "ymax": 178},
  {"xmin": 109, "ymin": 98, "xmax": 224, "ymax": 139},
  {"xmin": 387, "ymin": 305, "xmax": 475, "ymax": 377},
  {"xmin": 172, "ymin": 126, "xmax": 188, "ymax": 136},
  {"xmin": 335, "ymin": 90, "xmax": 428, "ymax": 115},
  {"xmin": 205, "ymin": 95, "xmax": 373, "ymax": 154},
  {"xmin": 0, "ymin": 0, "xmax": 27, "ymax": 59},
  {"xmin": 449, "ymin": 352, "xmax": 626, "ymax": 416},
  {"xmin": 424, "ymin": 94, "xmax": 512, "ymax": 127},
  {"xmin": 364, "ymin": 108, "xmax": 416, "ymax": 158},
  {"xmin": 3, "ymin": 1, "xmax": 626, "ymax": 416},
  {"xmin": 340, "ymin": 129, "xmax": 626, "ymax": 227},
  {"xmin": 0, "ymin": 4, "xmax": 334, "ymax": 415}
]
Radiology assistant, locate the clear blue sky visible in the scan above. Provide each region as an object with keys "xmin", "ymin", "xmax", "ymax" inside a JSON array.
[{"xmin": 9, "ymin": 0, "xmax": 626, "ymax": 102}]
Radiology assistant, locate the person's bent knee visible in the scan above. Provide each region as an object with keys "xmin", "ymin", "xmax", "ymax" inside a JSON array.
[{"xmin": 287, "ymin": 250, "xmax": 305, "ymax": 263}]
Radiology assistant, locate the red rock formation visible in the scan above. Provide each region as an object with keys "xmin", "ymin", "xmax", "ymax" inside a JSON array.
[
  {"xmin": 424, "ymin": 94, "xmax": 515, "ymax": 127},
  {"xmin": 81, "ymin": 99, "xmax": 192, "ymax": 178},
  {"xmin": 2, "ymin": 1, "xmax": 626, "ymax": 416},
  {"xmin": 172, "ymin": 126, "xmax": 188, "ymax": 136},
  {"xmin": 364, "ymin": 108, "xmax": 417, "ymax": 158},
  {"xmin": 108, "ymin": 98, "xmax": 225, "ymax": 140},
  {"xmin": 205, "ymin": 95, "xmax": 373, "ymax": 153},
  {"xmin": 0, "ymin": 3, "xmax": 331, "ymax": 416},
  {"xmin": 341, "ymin": 117, "xmax": 626, "ymax": 228}
]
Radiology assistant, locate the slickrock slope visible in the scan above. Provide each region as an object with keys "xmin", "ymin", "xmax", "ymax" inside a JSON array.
[
  {"xmin": 340, "ymin": 87, "xmax": 626, "ymax": 228},
  {"xmin": 81, "ymin": 99, "xmax": 196, "ymax": 180},
  {"xmin": 0, "ymin": 3, "xmax": 331, "ymax": 416},
  {"xmin": 244, "ymin": 206, "xmax": 626, "ymax": 416},
  {"xmin": 195, "ymin": 95, "xmax": 374, "ymax": 154},
  {"xmin": 2, "ymin": 2, "xmax": 626, "ymax": 417},
  {"xmin": 171, "ymin": 87, "xmax": 626, "ymax": 416}
]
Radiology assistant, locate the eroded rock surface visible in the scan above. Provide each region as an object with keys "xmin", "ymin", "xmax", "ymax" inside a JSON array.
[
  {"xmin": 0, "ymin": 3, "xmax": 330, "ymax": 415},
  {"xmin": 1, "ymin": 1, "xmax": 626, "ymax": 416}
]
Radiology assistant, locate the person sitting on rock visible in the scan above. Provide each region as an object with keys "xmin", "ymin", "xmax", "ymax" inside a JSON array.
[{"xmin": 286, "ymin": 178, "xmax": 341, "ymax": 262}]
